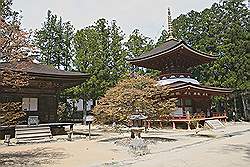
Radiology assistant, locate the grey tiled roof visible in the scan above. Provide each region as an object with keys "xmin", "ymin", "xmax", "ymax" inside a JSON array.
[
  {"xmin": 167, "ymin": 81, "xmax": 233, "ymax": 94},
  {"xmin": 0, "ymin": 60, "xmax": 89, "ymax": 79},
  {"xmin": 127, "ymin": 38, "xmax": 216, "ymax": 62},
  {"xmin": 128, "ymin": 38, "xmax": 181, "ymax": 61}
]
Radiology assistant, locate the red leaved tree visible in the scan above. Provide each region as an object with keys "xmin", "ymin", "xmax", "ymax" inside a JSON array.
[
  {"xmin": 0, "ymin": 15, "xmax": 33, "ymax": 125},
  {"xmin": 93, "ymin": 76, "xmax": 176, "ymax": 125}
]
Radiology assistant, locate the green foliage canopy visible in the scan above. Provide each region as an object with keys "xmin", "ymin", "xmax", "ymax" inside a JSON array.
[
  {"xmin": 73, "ymin": 19, "xmax": 128, "ymax": 100},
  {"xmin": 125, "ymin": 29, "xmax": 159, "ymax": 76},
  {"xmin": 34, "ymin": 10, "xmax": 75, "ymax": 70},
  {"xmin": 0, "ymin": 0, "xmax": 16, "ymax": 19}
]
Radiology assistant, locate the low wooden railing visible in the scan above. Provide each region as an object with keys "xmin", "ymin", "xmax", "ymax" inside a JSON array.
[
  {"xmin": 146, "ymin": 112, "xmax": 226, "ymax": 122},
  {"xmin": 211, "ymin": 112, "xmax": 227, "ymax": 117},
  {"xmin": 144, "ymin": 112, "xmax": 227, "ymax": 129}
]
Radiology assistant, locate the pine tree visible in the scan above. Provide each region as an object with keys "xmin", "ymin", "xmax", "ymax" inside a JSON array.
[
  {"xmin": 34, "ymin": 10, "xmax": 75, "ymax": 70},
  {"xmin": 125, "ymin": 29, "xmax": 158, "ymax": 76},
  {"xmin": 73, "ymin": 18, "xmax": 128, "ymax": 100}
]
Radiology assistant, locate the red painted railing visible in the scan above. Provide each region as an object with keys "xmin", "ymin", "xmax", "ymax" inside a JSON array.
[
  {"xmin": 144, "ymin": 112, "xmax": 227, "ymax": 129},
  {"xmin": 146, "ymin": 112, "xmax": 226, "ymax": 122}
]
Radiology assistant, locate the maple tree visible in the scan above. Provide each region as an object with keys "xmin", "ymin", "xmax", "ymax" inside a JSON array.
[
  {"xmin": 0, "ymin": 2, "xmax": 33, "ymax": 125},
  {"xmin": 93, "ymin": 76, "xmax": 176, "ymax": 124}
]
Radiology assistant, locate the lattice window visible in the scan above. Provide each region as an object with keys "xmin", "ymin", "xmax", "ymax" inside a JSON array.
[{"xmin": 22, "ymin": 98, "xmax": 38, "ymax": 111}]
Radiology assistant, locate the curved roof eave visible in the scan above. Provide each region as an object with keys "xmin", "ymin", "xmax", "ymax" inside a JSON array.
[
  {"xmin": 127, "ymin": 39, "xmax": 182, "ymax": 62},
  {"xmin": 182, "ymin": 43, "xmax": 217, "ymax": 60},
  {"xmin": 29, "ymin": 72, "xmax": 90, "ymax": 80},
  {"xmin": 127, "ymin": 41, "xmax": 217, "ymax": 63},
  {"xmin": 0, "ymin": 61, "xmax": 90, "ymax": 80}
]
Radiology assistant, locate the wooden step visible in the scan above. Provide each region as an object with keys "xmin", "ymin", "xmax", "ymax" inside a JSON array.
[
  {"xmin": 16, "ymin": 125, "xmax": 50, "ymax": 130},
  {"xmin": 16, "ymin": 137, "xmax": 53, "ymax": 143},
  {"xmin": 16, "ymin": 129, "xmax": 50, "ymax": 135},
  {"xmin": 15, "ymin": 125, "xmax": 52, "ymax": 143},
  {"xmin": 16, "ymin": 126, "xmax": 50, "ymax": 132},
  {"xmin": 16, "ymin": 132, "xmax": 52, "ymax": 139}
]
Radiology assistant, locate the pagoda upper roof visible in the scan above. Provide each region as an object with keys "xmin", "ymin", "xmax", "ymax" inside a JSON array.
[{"xmin": 127, "ymin": 38, "xmax": 217, "ymax": 71}]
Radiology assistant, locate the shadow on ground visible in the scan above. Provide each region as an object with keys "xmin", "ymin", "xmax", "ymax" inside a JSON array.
[
  {"xmin": 0, "ymin": 147, "xmax": 66, "ymax": 167},
  {"xmin": 223, "ymin": 143, "xmax": 250, "ymax": 161}
]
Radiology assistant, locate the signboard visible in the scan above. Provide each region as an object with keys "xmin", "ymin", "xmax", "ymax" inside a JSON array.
[{"xmin": 28, "ymin": 116, "xmax": 39, "ymax": 125}]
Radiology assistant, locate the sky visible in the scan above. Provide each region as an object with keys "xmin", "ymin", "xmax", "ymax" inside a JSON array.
[{"xmin": 12, "ymin": 0, "xmax": 219, "ymax": 39}]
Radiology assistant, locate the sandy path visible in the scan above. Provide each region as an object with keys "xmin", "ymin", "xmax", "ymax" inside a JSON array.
[
  {"xmin": 117, "ymin": 128, "xmax": 250, "ymax": 167},
  {"xmin": 0, "ymin": 138, "xmax": 131, "ymax": 167},
  {"xmin": 46, "ymin": 139, "xmax": 131, "ymax": 167}
]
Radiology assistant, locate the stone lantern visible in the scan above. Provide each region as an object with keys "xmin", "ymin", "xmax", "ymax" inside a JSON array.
[{"xmin": 129, "ymin": 114, "xmax": 147, "ymax": 138}]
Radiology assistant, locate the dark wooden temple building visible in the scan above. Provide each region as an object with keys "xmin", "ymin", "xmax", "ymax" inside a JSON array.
[
  {"xmin": 128, "ymin": 9, "xmax": 233, "ymax": 129},
  {"xmin": 0, "ymin": 60, "xmax": 89, "ymax": 123}
]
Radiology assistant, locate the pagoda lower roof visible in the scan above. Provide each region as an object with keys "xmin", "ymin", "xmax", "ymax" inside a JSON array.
[
  {"xmin": 166, "ymin": 81, "xmax": 233, "ymax": 96},
  {"xmin": 158, "ymin": 76, "xmax": 200, "ymax": 85},
  {"xmin": 127, "ymin": 39, "xmax": 217, "ymax": 71}
]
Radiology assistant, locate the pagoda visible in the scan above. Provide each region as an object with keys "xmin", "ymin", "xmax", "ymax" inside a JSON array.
[{"xmin": 127, "ymin": 8, "xmax": 233, "ymax": 129}]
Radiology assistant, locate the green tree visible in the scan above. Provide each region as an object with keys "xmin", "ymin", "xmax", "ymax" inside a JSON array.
[
  {"xmin": 125, "ymin": 29, "xmax": 154, "ymax": 59},
  {"xmin": 0, "ymin": 0, "xmax": 15, "ymax": 19},
  {"xmin": 125, "ymin": 29, "xmax": 158, "ymax": 76},
  {"xmin": 93, "ymin": 76, "xmax": 176, "ymax": 124},
  {"xmin": 156, "ymin": 29, "xmax": 170, "ymax": 46},
  {"xmin": 73, "ymin": 19, "xmax": 128, "ymax": 100},
  {"xmin": 108, "ymin": 20, "xmax": 128, "ymax": 85},
  {"xmin": 34, "ymin": 10, "xmax": 75, "ymax": 70}
]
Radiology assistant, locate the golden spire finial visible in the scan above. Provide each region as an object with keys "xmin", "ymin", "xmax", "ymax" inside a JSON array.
[{"xmin": 167, "ymin": 7, "xmax": 173, "ymax": 39}]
